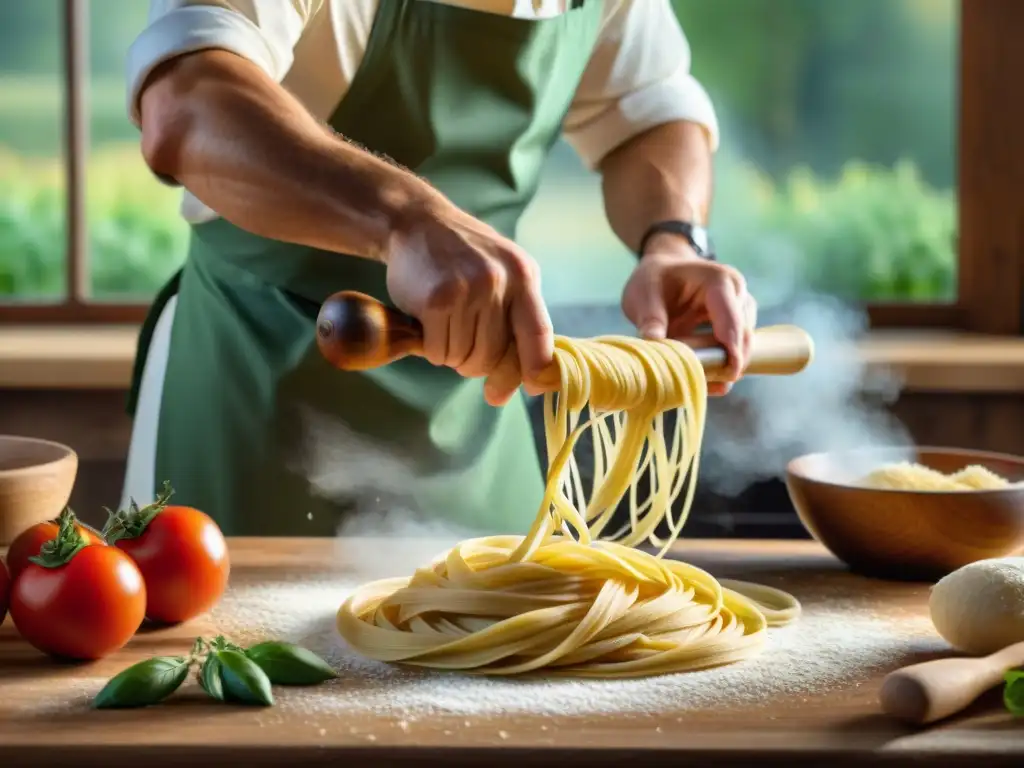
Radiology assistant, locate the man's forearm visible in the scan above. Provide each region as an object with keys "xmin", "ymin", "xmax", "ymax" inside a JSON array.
[
  {"xmin": 138, "ymin": 50, "xmax": 444, "ymax": 262},
  {"xmin": 599, "ymin": 120, "xmax": 714, "ymax": 256}
]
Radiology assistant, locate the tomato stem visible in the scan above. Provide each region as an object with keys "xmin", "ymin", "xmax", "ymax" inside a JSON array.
[
  {"xmin": 28, "ymin": 507, "xmax": 89, "ymax": 569},
  {"xmin": 102, "ymin": 481, "xmax": 174, "ymax": 544}
]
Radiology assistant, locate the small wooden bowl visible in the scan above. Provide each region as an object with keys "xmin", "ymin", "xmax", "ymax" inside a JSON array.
[
  {"xmin": 786, "ymin": 446, "xmax": 1024, "ymax": 581},
  {"xmin": 0, "ymin": 436, "xmax": 78, "ymax": 546}
]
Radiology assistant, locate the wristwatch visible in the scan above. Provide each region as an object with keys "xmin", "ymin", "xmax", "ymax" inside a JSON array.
[{"xmin": 637, "ymin": 220, "xmax": 716, "ymax": 262}]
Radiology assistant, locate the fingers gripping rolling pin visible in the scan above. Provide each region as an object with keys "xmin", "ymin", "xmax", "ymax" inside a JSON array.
[{"xmin": 315, "ymin": 290, "xmax": 815, "ymax": 383}]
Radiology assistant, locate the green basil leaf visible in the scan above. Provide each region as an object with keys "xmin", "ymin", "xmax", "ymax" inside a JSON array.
[
  {"xmin": 93, "ymin": 656, "xmax": 190, "ymax": 709},
  {"xmin": 1004, "ymin": 670, "xmax": 1024, "ymax": 716},
  {"xmin": 216, "ymin": 649, "xmax": 274, "ymax": 707},
  {"xmin": 245, "ymin": 641, "xmax": 337, "ymax": 686},
  {"xmin": 199, "ymin": 654, "xmax": 225, "ymax": 701}
]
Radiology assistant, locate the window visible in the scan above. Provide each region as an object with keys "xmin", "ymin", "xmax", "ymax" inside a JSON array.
[
  {"xmin": 0, "ymin": 3, "xmax": 66, "ymax": 301},
  {"xmin": 87, "ymin": 0, "xmax": 186, "ymax": 302},
  {"xmin": 524, "ymin": 0, "xmax": 961, "ymax": 322},
  {"xmin": 0, "ymin": 0, "xmax": 1021, "ymax": 333},
  {"xmin": 0, "ymin": 0, "xmax": 186, "ymax": 322}
]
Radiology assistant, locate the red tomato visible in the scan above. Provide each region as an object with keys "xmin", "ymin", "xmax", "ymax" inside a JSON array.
[
  {"xmin": 0, "ymin": 558, "xmax": 9, "ymax": 626},
  {"xmin": 113, "ymin": 505, "xmax": 230, "ymax": 625},
  {"xmin": 6, "ymin": 520, "xmax": 105, "ymax": 579},
  {"xmin": 10, "ymin": 545, "xmax": 146, "ymax": 660}
]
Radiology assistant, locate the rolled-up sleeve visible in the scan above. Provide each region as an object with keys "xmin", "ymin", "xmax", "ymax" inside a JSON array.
[
  {"xmin": 126, "ymin": 1, "xmax": 316, "ymax": 126},
  {"xmin": 563, "ymin": 0, "xmax": 720, "ymax": 170}
]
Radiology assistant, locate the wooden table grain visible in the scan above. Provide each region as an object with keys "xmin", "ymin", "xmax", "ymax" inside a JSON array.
[{"xmin": 0, "ymin": 537, "xmax": 1020, "ymax": 767}]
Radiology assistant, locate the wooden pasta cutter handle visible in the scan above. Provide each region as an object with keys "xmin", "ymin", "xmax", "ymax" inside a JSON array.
[{"xmin": 316, "ymin": 290, "xmax": 814, "ymax": 389}]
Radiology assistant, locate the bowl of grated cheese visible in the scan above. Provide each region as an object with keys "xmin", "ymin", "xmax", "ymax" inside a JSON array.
[{"xmin": 785, "ymin": 446, "xmax": 1024, "ymax": 581}]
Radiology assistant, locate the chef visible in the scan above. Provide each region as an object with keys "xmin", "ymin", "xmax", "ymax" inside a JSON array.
[{"xmin": 120, "ymin": 0, "xmax": 756, "ymax": 536}]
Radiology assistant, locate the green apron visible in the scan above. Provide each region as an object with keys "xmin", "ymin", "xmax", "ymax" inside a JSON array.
[{"xmin": 128, "ymin": 0, "xmax": 604, "ymax": 536}]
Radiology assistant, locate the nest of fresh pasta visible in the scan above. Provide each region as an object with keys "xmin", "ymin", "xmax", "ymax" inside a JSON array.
[{"xmin": 337, "ymin": 336, "xmax": 801, "ymax": 677}]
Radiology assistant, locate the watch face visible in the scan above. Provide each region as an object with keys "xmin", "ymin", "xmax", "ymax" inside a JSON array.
[
  {"xmin": 691, "ymin": 225, "xmax": 711, "ymax": 255},
  {"xmin": 639, "ymin": 221, "xmax": 716, "ymax": 260}
]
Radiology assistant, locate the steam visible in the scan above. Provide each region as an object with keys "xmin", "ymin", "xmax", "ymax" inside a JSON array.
[
  {"xmin": 690, "ymin": 123, "xmax": 915, "ymax": 495},
  {"xmin": 331, "ymin": 505, "xmax": 476, "ymax": 581},
  {"xmin": 698, "ymin": 291, "xmax": 913, "ymax": 496},
  {"xmin": 292, "ymin": 405, "xmax": 484, "ymax": 574},
  {"xmin": 298, "ymin": 405, "xmax": 422, "ymax": 503}
]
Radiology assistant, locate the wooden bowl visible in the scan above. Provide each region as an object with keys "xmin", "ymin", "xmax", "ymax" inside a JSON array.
[
  {"xmin": 0, "ymin": 436, "xmax": 78, "ymax": 546},
  {"xmin": 785, "ymin": 446, "xmax": 1024, "ymax": 582}
]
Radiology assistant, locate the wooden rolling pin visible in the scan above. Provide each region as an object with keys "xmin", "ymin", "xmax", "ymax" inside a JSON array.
[
  {"xmin": 879, "ymin": 640, "xmax": 1024, "ymax": 725},
  {"xmin": 316, "ymin": 290, "xmax": 814, "ymax": 386}
]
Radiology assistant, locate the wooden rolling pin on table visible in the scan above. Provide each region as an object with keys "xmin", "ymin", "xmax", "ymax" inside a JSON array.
[
  {"xmin": 880, "ymin": 640, "xmax": 1024, "ymax": 725},
  {"xmin": 315, "ymin": 290, "xmax": 815, "ymax": 382}
]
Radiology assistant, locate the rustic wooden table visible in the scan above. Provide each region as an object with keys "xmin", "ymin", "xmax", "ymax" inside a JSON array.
[{"xmin": 0, "ymin": 538, "xmax": 1020, "ymax": 767}]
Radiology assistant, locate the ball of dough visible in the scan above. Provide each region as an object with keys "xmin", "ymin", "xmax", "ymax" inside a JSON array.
[{"xmin": 929, "ymin": 557, "xmax": 1024, "ymax": 655}]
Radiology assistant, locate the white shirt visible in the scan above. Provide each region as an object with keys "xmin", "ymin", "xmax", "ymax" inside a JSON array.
[{"xmin": 127, "ymin": 0, "xmax": 720, "ymax": 224}]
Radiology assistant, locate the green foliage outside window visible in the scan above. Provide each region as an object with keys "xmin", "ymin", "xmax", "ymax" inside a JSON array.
[{"xmin": 0, "ymin": 0, "xmax": 958, "ymax": 304}]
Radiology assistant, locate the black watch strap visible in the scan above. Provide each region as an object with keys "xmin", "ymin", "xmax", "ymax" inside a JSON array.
[{"xmin": 637, "ymin": 220, "xmax": 715, "ymax": 261}]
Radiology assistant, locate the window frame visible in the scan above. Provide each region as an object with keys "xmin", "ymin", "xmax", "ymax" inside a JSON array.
[{"xmin": 0, "ymin": 0, "xmax": 1019, "ymax": 332}]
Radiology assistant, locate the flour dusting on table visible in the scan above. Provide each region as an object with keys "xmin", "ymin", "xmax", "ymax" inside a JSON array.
[{"xmin": 210, "ymin": 571, "xmax": 945, "ymax": 719}]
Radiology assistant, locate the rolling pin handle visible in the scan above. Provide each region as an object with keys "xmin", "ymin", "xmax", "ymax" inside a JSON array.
[
  {"xmin": 316, "ymin": 290, "xmax": 814, "ymax": 381},
  {"xmin": 316, "ymin": 291, "xmax": 424, "ymax": 370},
  {"xmin": 879, "ymin": 640, "xmax": 1024, "ymax": 725}
]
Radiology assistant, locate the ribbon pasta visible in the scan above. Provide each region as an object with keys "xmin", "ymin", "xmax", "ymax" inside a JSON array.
[{"xmin": 337, "ymin": 335, "xmax": 801, "ymax": 677}]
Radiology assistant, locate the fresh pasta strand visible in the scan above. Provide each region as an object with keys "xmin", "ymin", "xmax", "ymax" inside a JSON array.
[{"xmin": 336, "ymin": 334, "xmax": 802, "ymax": 677}]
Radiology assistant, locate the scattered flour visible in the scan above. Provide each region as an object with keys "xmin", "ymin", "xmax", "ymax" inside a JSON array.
[
  {"xmin": 207, "ymin": 571, "xmax": 946, "ymax": 720},
  {"xmin": 8, "ymin": 552, "xmax": 946, "ymax": 725}
]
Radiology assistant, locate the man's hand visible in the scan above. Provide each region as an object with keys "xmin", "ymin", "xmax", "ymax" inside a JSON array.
[
  {"xmin": 385, "ymin": 201, "xmax": 554, "ymax": 408},
  {"xmin": 621, "ymin": 235, "xmax": 756, "ymax": 396},
  {"xmin": 132, "ymin": 51, "xmax": 553, "ymax": 409}
]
